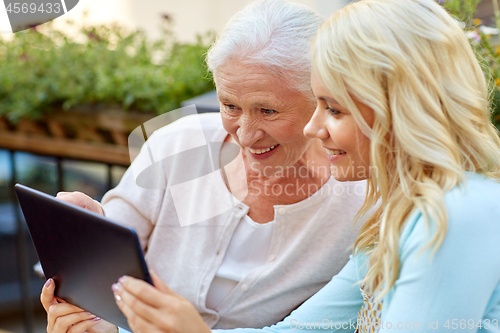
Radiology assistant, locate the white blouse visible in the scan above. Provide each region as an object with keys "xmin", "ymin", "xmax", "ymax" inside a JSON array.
[{"xmin": 206, "ymin": 215, "xmax": 275, "ymax": 310}]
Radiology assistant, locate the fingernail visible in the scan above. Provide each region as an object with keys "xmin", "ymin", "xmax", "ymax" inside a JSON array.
[
  {"xmin": 118, "ymin": 276, "xmax": 125, "ymax": 284},
  {"xmin": 44, "ymin": 279, "xmax": 52, "ymax": 288},
  {"xmin": 93, "ymin": 317, "xmax": 101, "ymax": 321},
  {"xmin": 149, "ymin": 268, "xmax": 158, "ymax": 277},
  {"xmin": 111, "ymin": 283, "xmax": 120, "ymax": 292},
  {"xmin": 114, "ymin": 294, "xmax": 122, "ymax": 302}
]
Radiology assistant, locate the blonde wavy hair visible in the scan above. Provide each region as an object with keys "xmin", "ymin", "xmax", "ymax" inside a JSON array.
[{"xmin": 312, "ymin": 0, "xmax": 500, "ymax": 299}]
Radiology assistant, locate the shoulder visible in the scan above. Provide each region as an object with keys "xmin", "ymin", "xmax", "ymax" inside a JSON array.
[
  {"xmin": 405, "ymin": 173, "xmax": 500, "ymax": 232},
  {"xmin": 145, "ymin": 113, "xmax": 225, "ymax": 153},
  {"xmin": 153, "ymin": 112, "xmax": 223, "ymax": 138},
  {"xmin": 126, "ymin": 113, "xmax": 225, "ymax": 187},
  {"xmin": 395, "ymin": 174, "xmax": 500, "ymax": 306},
  {"xmin": 444, "ymin": 172, "xmax": 500, "ymax": 223},
  {"xmin": 400, "ymin": 173, "xmax": 500, "ymax": 259}
]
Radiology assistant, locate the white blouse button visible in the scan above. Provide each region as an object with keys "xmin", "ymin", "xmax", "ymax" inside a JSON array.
[
  {"xmin": 278, "ymin": 208, "xmax": 286, "ymax": 215},
  {"xmin": 241, "ymin": 284, "xmax": 249, "ymax": 291}
]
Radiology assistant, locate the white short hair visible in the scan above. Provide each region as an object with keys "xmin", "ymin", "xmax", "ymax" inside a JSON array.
[{"xmin": 206, "ymin": 0, "xmax": 323, "ymax": 94}]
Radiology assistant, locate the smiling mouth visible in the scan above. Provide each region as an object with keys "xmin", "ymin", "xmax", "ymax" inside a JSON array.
[
  {"xmin": 248, "ymin": 145, "xmax": 278, "ymax": 155},
  {"xmin": 326, "ymin": 148, "xmax": 346, "ymax": 156}
]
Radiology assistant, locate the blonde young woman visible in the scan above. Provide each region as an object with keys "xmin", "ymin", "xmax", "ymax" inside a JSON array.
[{"xmin": 102, "ymin": 0, "xmax": 500, "ymax": 332}]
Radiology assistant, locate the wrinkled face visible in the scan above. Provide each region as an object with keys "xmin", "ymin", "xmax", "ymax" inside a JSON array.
[
  {"xmin": 215, "ymin": 62, "xmax": 316, "ymax": 173},
  {"xmin": 304, "ymin": 72, "xmax": 373, "ymax": 181}
]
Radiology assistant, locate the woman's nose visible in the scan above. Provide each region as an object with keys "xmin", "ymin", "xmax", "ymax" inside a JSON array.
[
  {"xmin": 304, "ymin": 108, "xmax": 329, "ymax": 140},
  {"xmin": 236, "ymin": 120, "xmax": 265, "ymax": 147}
]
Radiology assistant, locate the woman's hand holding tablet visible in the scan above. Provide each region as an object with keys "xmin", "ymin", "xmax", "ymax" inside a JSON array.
[
  {"xmin": 111, "ymin": 270, "xmax": 211, "ymax": 333},
  {"xmin": 41, "ymin": 278, "xmax": 118, "ymax": 333},
  {"xmin": 56, "ymin": 191, "xmax": 105, "ymax": 216}
]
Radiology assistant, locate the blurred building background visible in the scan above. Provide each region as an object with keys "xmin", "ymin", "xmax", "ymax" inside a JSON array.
[
  {"xmin": 128, "ymin": 0, "xmax": 350, "ymax": 42},
  {"xmin": 51, "ymin": 0, "xmax": 351, "ymax": 41}
]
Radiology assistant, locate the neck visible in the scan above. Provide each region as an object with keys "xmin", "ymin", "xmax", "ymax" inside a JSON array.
[{"xmin": 222, "ymin": 135, "xmax": 331, "ymax": 224}]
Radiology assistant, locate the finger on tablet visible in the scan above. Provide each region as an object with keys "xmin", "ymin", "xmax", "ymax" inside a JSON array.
[
  {"xmin": 115, "ymin": 293, "xmax": 157, "ymax": 333},
  {"xmin": 49, "ymin": 309, "xmax": 98, "ymax": 333},
  {"xmin": 65, "ymin": 317, "xmax": 101, "ymax": 333},
  {"xmin": 117, "ymin": 276, "xmax": 166, "ymax": 308},
  {"xmin": 55, "ymin": 297, "xmax": 67, "ymax": 303},
  {"xmin": 41, "ymin": 278, "xmax": 58, "ymax": 312},
  {"xmin": 48, "ymin": 302, "xmax": 87, "ymax": 319},
  {"xmin": 87, "ymin": 318, "xmax": 118, "ymax": 333},
  {"xmin": 55, "ymin": 191, "xmax": 101, "ymax": 214},
  {"xmin": 113, "ymin": 283, "xmax": 159, "ymax": 325}
]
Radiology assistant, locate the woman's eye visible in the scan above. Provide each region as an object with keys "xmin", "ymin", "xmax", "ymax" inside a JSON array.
[
  {"xmin": 225, "ymin": 104, "xmax": 237, "ymax": 110},
  {"xmin": 327, "ymin": 106, "xmax": 340, "ymax": 115},
  {"xmin": 262, "ymin": 108, "xmax": 276, "ymax": 114}
]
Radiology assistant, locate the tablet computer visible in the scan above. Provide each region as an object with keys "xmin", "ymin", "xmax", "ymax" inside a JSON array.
[{"xmin": 15, "ymin": 183, "xmax": 152, "ymax": 331}]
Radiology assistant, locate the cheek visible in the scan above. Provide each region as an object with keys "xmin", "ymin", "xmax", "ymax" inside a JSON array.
[
  {"xmin": 331, "ymin": 121, "xmax": 364, "ymax": 155},
  {"xmin": 220, "ymin": 113, "xmax": 238, "ymax": 135},
  {"xmin": 354, "ymin": 131, "xmax": 372, "ymax": 166},
  {"xmin": 327, "ymin": 120, "xmax": 349, "ymax": 146},
  {"xmin": 271, "ymin": 120, "xmax": 309, "ymax": 145}
]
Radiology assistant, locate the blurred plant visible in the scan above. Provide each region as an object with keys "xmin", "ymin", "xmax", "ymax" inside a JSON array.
[
  {"xmin": 441, "ymin": 0, "xmax": 483, "ymax": 27},
  {"xmin": 441, "ymin": 0, "xmax": 500, "ymax": 130},
  {"xmin": 0, "ymin": 17, "xmax": 215, "ymax": 121},
  {"xmin": 19, "ymin": 162, "xmax": 57, "ymax": 195}
]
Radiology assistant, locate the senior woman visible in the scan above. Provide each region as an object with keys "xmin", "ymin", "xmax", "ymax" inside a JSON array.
[{"xmin": 40, "ymin": 1, "xmax": 367, "ymax": 332}]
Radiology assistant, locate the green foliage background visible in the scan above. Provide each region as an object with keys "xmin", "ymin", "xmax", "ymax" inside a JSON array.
[
  {"xmin": 441, "ymin": 0, "xmax": 500, "ymax": 130},
  {"xmin": 1, "ymin": 3, "xmax": 499, "ymax": 131},
  {"xmin": 0, "ymin": 19, "xmax": 215, "ymax": 121}
]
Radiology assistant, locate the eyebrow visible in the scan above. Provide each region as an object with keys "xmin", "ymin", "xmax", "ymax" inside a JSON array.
[
  {"xmin": 318, "ymin": 96, "xmax": 339, "ymax": 104},
  {"xmin": 218, "ymin": 95, "xmax": 278, "ymax": 109},
  {"xmin": 217, "ymin": 94, "xmax": 231, "ymax": 103}
]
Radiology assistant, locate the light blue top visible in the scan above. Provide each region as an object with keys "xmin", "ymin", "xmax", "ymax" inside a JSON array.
[{"xmin": 215, "ymin": 173, "xmax": 500, "ymax": 332}]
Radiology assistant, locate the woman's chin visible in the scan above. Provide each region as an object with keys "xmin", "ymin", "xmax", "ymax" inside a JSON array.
[{"xmin": 330, "ymin": 165, "xmax": 369, "ymax": 182}]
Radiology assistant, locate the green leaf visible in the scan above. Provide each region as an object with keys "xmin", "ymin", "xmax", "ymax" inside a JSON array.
[{"xmin": 0, "ymin": 20, "xmax": 215, "ymax": 120}]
